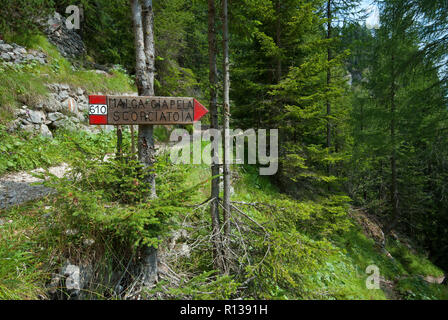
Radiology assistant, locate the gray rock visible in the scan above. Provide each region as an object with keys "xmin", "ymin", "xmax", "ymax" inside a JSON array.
[
  {"xmin": 39, "ymin": 124, "xmax": 53, "ymax": 138},
  {"xmin": 47, "ymin": 274, "xmax": 62, "ymax": 295},
  {"xmin": 83, "ymin": 239, "xmax": 95, "ymax": 246},
  {"xmin": 76, "ymin": 87, "xmax": 84, "ymax": 96},
  {"xmin": 0, "ymin": 43, "xmax": 13, "ymax": 51},
  {"xmin": 6, "ymin": 119, "xmax": 20, "ymax": 133},
  {"xmin": 47, "ymin": 112, "xmax": 64, "ymax": 122},
  {"xmin": 70, "ymin": 116, "xmax": 80, "ymax": 124},
  {"xmin": 41, "ymin": 98, "xmax": 62, "ymax": 112},
  {"xmin": 62, "ymin": 264, "xmax": 81, "ymax": 296},
  {"xmin": 14, "ymin": 47, "xmax": 26, "ymax": 55},
  {"xmin": 46, "ymin": 83, "xmax": 60, "ymax": 93},
  {"xmin": 65, "ymin": 229, "xmax": 78, "ymax": 235},
  {"xmin": 59, "ymin": 90, "xmax": 69, "ymax": 100},
  {"xmin": 36, "ymin": 57, "xmax": 46, "ymax": 64},
  {"xmin": 52, "ymin": 118, "xmax": 77, "ymax": 131},
  {"xmin": 0, "ymin": 52, "xmax": 11, "ymax": 61},
  {"xmin": 27, "ymin": 110, "xmax": 46, "ymax": 124},
  {"xmin": 20, "ymin": 124, "xmax": 35, "ymax": 133},
  {"xmin": 20, "ymin": 118, "xmax": 31, "ymax": 125}
]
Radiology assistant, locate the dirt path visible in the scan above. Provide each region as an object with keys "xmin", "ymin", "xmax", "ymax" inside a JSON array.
[
  {"xmin": 0, "ymin": 142, "xmax": 179, "ymax": 210},
  {"xmin": 0, "ymin": 163, "xmax": 70, "ymax": 209}
]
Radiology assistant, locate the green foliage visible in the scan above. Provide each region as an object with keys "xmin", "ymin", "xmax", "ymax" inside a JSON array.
[
  {"xmin": 348, "ymin": 0, "xmax": 448, "ymax": 272},
  {"xmin": 387, "ymin": 239, "xmax": 445, "ymax": 278},
  {"xmin": 0, "ymin": 126, "xmax": 57, "ymax": 174},
  {"xmin": 150, "ymin": 271, "xmax": 240, "ymax": 300},
  {"xmin": 0, "ymin": 61, "xmax": 49, "ymax": 122},
  {"xmin": 0, "ymin": 203, "xmax": 52, "ymax": 299},
  {"xmin": 0, "ymin": 126, "xmax": 117, "ymax": 176},
  {"xmin": 0, "ymin": 0, "xmax": 54, "ymax": 37},
  {"xmin": 41, "ymin": 150, "xmax": 191, "ymax": 251},
  {"xmin": 396, "ymin": 276, "xmax": 448, "ymax": 300}
]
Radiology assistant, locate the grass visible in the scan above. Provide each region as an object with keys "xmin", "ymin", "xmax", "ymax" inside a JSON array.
[
  {"xmin": 396, "ymin": 276, "xmax": 448, "ymax": 300},
  {"xmin": 0, "ymin": 126, "xmax": 117, "ymax": 176},
  {"xmin": 0, "ymin": 202, "xmax": 54, "ymax": 299},
  {"xmin": 387, "ymin": 238, "xmax": 445, "ymax": 278}
]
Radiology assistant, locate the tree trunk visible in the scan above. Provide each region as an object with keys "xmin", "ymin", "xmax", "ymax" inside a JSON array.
[
  {"xmin": 141, "ymin": 0, "xmax": 156, "ymax": 199},
  {"xmin": 387, "ymin": 53, "xmax": 400, "ymax": 234},
  {"xmin": 222, "ymin": 0, "xmax": 231, "ymax": 272},
  {"xmin": 208, "ymin": 0, "xmax": 225, "ymax": 272},
  {"xmin": 130, "ymin": 0, "xmax": 157, "ymax": 288},
  {"xmin": 275, "ymin": 0, "xmax": 282, "ymax": 83},
  {"xmin": 326, "ymin": 0, "xmax": 332, "ymax": 149}
]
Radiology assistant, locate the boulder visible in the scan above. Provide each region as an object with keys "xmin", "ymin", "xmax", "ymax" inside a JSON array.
[
  {"xmin": 20, "ymin": 124, "xmax": 35, "ymax": 133},
  {"xmin": 27, "ymin": 110, "xmax": 46, "ymax": 124},
  {"xmin": 62, "ymin": 264, "xmax": 81, "ymax": 297},
  {"xmin": 0, "ymin": 52, "xmax": 11, "ymax": 61},
  {"xmin": 58, "ymin": 90, "xmax": 69, "ymax": 100},
  {"xmin": 39, "ymin": 124, "xmax": 53, "ymax": 138},
  {"xmin": 47, "ymin": 112, "xmax": 64, "ymax": 122},
  {"xmin": 51, "ymin": 118, "xmax": 77, "ymax": 131},
  {"xmin": 63, "ymin": 97, "xmax": 78, "ymax": 114},
  {"xmin": 40, "ymin": 97, "xmax": 62, "ymax": 112},
  {"xmin": 0, "ymin": 43, "xmax": 13, "ymax": 51}
]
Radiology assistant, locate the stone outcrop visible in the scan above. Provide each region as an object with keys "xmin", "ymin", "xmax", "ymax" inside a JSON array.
[
  {"xmin": 48, "ymin": 261, "xmax": 93, "ymax": 300},
  {"xmin": 45, "ymin": 13, "xmax": 86, "ymax": 59},
  {"xmin": 0, "ymin": 40, "xmax": 47, "ymax": 65},
  {"xmin": 8, "ymin": 83, "xmax": 91, "ymax": 137}
]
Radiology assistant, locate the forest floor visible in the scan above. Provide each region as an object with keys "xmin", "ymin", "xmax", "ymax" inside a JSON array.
[
  {"xmin": 352, "ymin": 208, "xmax": 446, "ymax": 299},
  {"xmin": 1, "ymin": 152, "xmax": 446, "ymax": 300},
  {"xmin": 0, "ymin": 163, "xmax": 69, "ymax": 209}
]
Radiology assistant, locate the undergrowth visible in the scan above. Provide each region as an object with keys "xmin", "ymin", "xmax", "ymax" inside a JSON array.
[{"xmin": 1, "ymin": 133, "xmax": 447, "ymax": 300}]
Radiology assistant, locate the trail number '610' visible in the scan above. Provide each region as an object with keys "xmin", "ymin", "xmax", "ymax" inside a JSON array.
[{"xmin": 89, "ymin": 104, "xmax": 108, "ymax": 115}]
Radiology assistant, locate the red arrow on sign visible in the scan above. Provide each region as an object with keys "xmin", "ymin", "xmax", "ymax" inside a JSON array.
[{"xmin": 194, "ymin": 99, "xmax": 209, "ymax": 122}]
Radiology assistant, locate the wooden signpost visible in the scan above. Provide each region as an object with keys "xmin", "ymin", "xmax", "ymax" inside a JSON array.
[{"xmin": 88, "ymin": 95, "xmax": 209, "ymax": 125}]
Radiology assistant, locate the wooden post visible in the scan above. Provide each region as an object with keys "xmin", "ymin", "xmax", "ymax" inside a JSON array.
[
  {"xmin": 116, "ymin": 125, "xmax": 123, "ymax": 159},
  {"xmin": 130, "ymin": 125, "xmax": 136, "ymax": 157}
]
